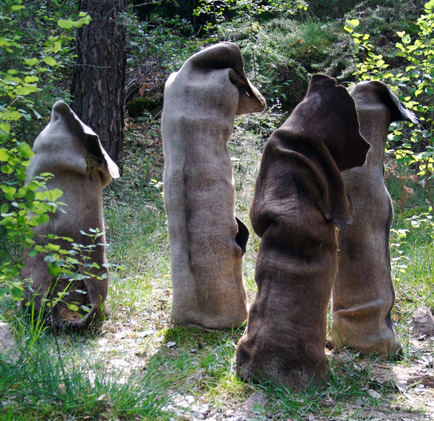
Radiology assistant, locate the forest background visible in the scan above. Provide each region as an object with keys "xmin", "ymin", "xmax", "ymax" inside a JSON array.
[{"xmin": 0, "ymin": 0, "xmax": 433, "ymax": 419}]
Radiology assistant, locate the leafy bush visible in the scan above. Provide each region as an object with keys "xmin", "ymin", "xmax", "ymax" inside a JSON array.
[
  {"xmin": 307, "ymin": 0, "xmax": 359, "ymax": 18},
  {"xmin": 124, "ymin": 9, "xmax": 205, "ymax": 115},
  {"xmin": 0, "ymin": 0, "xmax": 90, "ymax": 302},
  {"xmin": 193, "ymin": 0, "xmax": 308, "ymax": 33},
  {"xmin": 346, "ymin": 0, "xmax": 434, "ymax": 217},
  {"xmin": 219, "ymin": 15, "xmax": 356, "ymax": 110}
]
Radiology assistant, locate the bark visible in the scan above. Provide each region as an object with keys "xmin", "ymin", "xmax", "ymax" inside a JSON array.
[{"xmin": 71, "ymin": 0, "xmax": 127, "ymax": 165}]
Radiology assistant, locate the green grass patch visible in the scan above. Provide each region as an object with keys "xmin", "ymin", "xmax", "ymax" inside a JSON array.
[{"xmin": 0, "ymin": 332, "xmax": 171, "ymax": 420}]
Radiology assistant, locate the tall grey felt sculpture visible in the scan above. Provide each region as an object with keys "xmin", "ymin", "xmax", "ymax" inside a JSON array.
[
  {"xmin": 332, "ymin": 81, "xmax": 419, "ymax": 358},
  {"xmin": 22, "ymin": 100, "xmax": 119, "ymax": 328},
  {"xmin": 161, "ymin": 42, "xmax": 266, "ymax": 329},
  {"xmin": 236, "ymin": 75, "xmax": 370, "ymax": 389}
]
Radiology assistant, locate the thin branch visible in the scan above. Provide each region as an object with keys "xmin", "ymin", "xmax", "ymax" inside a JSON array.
[
  {"xmin": 73, "ymin": 64, "xmax": 111, "ymax": 69},
  {"xmin": 132, "ymin": 1, "xmax": 158, "ymax": 7}
]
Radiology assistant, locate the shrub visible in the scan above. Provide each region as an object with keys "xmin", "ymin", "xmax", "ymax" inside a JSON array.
[
  {"xmin": 0, "ymin": 0, "xmax": 90, "ymax": 302},
  {"xmin": 346, "ymin": 0, "xmax": 434, "ymax": 218}
]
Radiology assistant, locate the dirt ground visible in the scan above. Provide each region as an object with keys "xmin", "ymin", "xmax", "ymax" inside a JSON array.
[
  {"xmin": 99, "ymin": 303, "xmax": 434, "ymax": 421},
  {"xmin": 164, "ymin": 339, "xmax": 434, "ymax": 420}
]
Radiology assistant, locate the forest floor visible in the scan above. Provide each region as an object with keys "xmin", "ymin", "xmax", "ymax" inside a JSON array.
[
  {"xmin": 2, "ymin": 116, "xmax": 433, "ymax": 420},
  {"xmin": 100, "ymin": 117, "xmax": 434, "ymax": 420},
  {"xmin": 71, "ymin": 274, "xmax": 434, "ymax": 420}
]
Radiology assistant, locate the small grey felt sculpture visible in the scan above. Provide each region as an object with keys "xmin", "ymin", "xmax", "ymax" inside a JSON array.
[
  {"xmin": 22, "ymin": 100, "xmax": 119, "ymax": 328},
  {"xmin": 236, "ymin": 75, "xmax": 370, "ymax": 389},
  {"xmin": 161, "ymin": 42, "xmax": 266, "ymax": 329},
  {"xmin": 332, "ymin": 81, "xmax": 419, "ymax": 358}
]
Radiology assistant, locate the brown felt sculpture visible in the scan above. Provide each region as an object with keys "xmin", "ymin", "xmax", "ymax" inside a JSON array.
[
  {"xmin": 236, "ymin": 75, "xmax": 370, "ymax": 389},
  {"xmin": 161, "ymin": 42, "xmax": 266, "ymax": 329},
  {"xmin": 22, "ymin": 100, "xmax": 119, "ymax": 328},
  {"xmin": 332, "ymin": 81, "xmax": 419, "ymax": 358}
]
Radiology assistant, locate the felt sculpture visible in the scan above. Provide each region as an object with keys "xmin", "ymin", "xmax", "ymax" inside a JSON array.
[
  {"xmin": 236, "ymin": 75, "xmax": 370, "ymax": 389},
  {"xmin": 161, "ymin": 42, "xmax": 266, "ymax": 329},
  {"xmin": 332, "ymin": 81, "xmax": 419, "ymax": 358},
  {"xmin": 22, "ymin": 100, "xmax": 119, "ymax": 328}
]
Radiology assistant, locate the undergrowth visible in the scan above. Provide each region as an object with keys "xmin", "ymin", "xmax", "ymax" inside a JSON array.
[{"xmin": 0, "ymin": 325, "xmax": 171, "ymax": 420}]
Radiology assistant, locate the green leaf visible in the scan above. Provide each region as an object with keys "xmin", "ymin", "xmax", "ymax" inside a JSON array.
[
  {"xmin": 1, "ymin": 164, "xmax": 13, "ymax": 175},
  {"xmin": 44, "ymin": 255, "xmax": 57, "ymax": 264},
  {"xmin": 35, "ymin": 191, "xmax": 45, "ymax": 200},
  {"xmin": 426, "ymin": 0, "xmax": 434, "ymax": 10},
  {"xmin": 57, "ymin": 18, "xmax": 75, "ymax": 29},
  {"xmin": 1, "ymin": 185, "xmax": 17, "ymax": 200},
  {"xmin": 0, "ymin": 122, "xmax": 11, "ymax": 139},
  {"xmin": 78, "ymin": 13, "xmax": 91, "ymax": 25},
  {"xmin": 42, "ymin": 56, "xmax": 57, "ymax": 67},
  {"xmin": 26, "ymin": 181, "xmax": 39, "ymax": 191},
  {"xmin": 49, "ymin": 266, "xmax": 63, "ymax": 276},
  {"xmin": 21, "ymin": 112, "xmax": 32, "ymax": 122},
  {"xmin": 396, "ymin": 43, "xmax": 405, "ymax": 52},
  {"xmin": 52, "ymin": 41, "xmax": 62, "ymax": 53},
  {"xmin": 347, "ymin": 19, "xmax": 359, "ymax": 27},
  {"xmin": 33, "ymin": 108, "xmax": 42, "ymax": 119},
  {"xmin": 16, "ymin": 85, "xmax": 39, "ymax": 96},
  {"xmin": 24, "ymin": 76, "xmax": 39, "ymax": 83},
  {"xmin": 11, "ymin": 285, "xmax": 24, "ymax": 300},
  {"xmin": 1, "ymin": 109, "xmax": 22, "ymax": 121},
  {"xmin": 45, "ymin": 243, "xmax": 61, "ymax": 252},
  {"xmin": 58, "ymin": 14, "xmax": 91, "ymax": 29},
  {"xmin": 0, "ymin": 148, "xmax": 9, "ymax": 161},
  {"xmin": 45, "ymin": 188, "xmax": 63, "ymax": 202},
  {"xmin": 24, "ymin": 58, "xmax": 38, "ymax": 66},
  {"xmin": 18, "ymin": 142, "xmax": 34, "ymax": 159},
  {"xmin": 37, "ymin": 213, "xmax": 50, "ymax": 224},
  {"xmin": 27, "ymin": 249, "xmax": 38, "ymax": 257},
  {"xmin": 402, "ymin": 34, "xmax": 411, "ymax": 44},
  {"xmin": 0, "ymin": 37, "xmax": 20, "ymax": 48}
]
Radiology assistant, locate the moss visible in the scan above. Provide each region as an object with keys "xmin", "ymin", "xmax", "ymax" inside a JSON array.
[{"xmin": 127, "ymin": 96, "xmax": 162, "ymax": 118}]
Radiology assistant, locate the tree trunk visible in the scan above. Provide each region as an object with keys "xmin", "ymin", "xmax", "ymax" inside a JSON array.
[{"xmin": 71, "ymin": 0, "xmax": 127, "ymax": 165}]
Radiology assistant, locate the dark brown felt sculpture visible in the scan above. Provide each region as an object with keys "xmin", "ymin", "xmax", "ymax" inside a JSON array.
[
  {"xmin": 332, "ymin": 81, "xmax": 419, "ymax": 358},
  {"xmin": 22, "ymin": 100, "xmax": 119, "ymax": 328},
  {"xmin": 161, "ymin": 42, "xmax": 266, "ymax": 329},
  {"xmin": 236, "ymin": 75, "xmax": 370, "ymax": 389}
]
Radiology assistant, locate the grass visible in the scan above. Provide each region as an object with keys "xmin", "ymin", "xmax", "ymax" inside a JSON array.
[
  {"xmin": 261, "ymin": 353, "xmax": 397, "ymax": 419},
  {"xmin": 0, "ymin": 327, "xmax": 171, "ymax": 420},
  {"xmin": 1, "ymin": 113, "xmax": 433, "ymax": 419}
]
